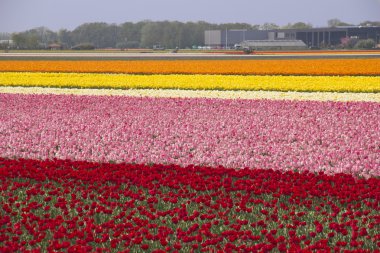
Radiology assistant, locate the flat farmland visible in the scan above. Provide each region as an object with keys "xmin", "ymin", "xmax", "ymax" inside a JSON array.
[
  {"xmin": 1, "ymin": 50, "xmax": 380, "ymax": 60},
  {"xmin": 0, "ymin": 52, "xmax": 379, "ymax": 252}
]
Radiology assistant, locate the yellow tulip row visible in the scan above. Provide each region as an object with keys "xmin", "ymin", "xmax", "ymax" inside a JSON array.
[
  {"xmin": 0, "ymin": 72, "xmax": 379, "ymax": 93},
  {"xmin": 2, "ymin": 86, "xmax": 380, "ymax": 102}
]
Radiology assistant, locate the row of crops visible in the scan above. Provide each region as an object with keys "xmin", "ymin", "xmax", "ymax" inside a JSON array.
[
  {"xmin": 0, "ymin": 57, "xmax": 379, "ymax": 252},
  {"xmin": 1, "ymin": 59, "xmax": 380, "ymax": 75}
]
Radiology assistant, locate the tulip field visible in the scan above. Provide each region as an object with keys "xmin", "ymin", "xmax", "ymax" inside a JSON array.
[
  {"xmin": 0, "ymin": 55, "xmax": 380, "ymax": 252},
  {"xmin": 1, "ymin": 58, "xmax": 380, "ymax": 75}
]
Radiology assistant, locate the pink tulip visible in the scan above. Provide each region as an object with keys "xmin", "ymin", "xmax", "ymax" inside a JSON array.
[{"xmin": 0, "ymin": 93, "xmax": 379, "ymax": 177}]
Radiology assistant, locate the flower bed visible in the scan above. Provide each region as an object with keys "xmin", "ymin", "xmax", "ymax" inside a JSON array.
[
  {"xmin": 1, "ymin": 56, "xmax": 379, "ymax": 252},
  {"xmin": 1, "ymin": 158, "xmax": 379, "ymax": 252},
  {"xmin": 1, "ymin": 93, "xmax": 379, "ymax": 178},
  {"xmin": 1, "ymin": 72, "xmax": 379, "ymax": 92},
  {"xmin": 1, "ymin": 86, "xmax": 380, "ymax": 102},
  {"xmin": 1, "ymin": 59, "xmax": 380, "ymax": 75}
]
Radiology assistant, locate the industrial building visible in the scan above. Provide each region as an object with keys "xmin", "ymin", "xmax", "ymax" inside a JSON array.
[
  {"xmin": 205, "ymin": 29, "xmax": 267, "ymax": 48},
  {"xmin": 205, "ymin": 26, "xmax": 380, "ymax": 49},
  {"xmin": 238, "ymin": 40, "xmax": 307, "ymax": 51}
]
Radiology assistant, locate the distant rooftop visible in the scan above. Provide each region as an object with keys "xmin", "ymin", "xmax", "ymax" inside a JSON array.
[
  {"xmin": 274, "ymin": 25, "xmax": 380, "ymax": 31},
  {"xmin": 240, "ymin": 40, "xmax": 307, "ymax": 47},
  {"xmin": 0, "ymin": 40, "xmax": 13, "ymax": 44}
]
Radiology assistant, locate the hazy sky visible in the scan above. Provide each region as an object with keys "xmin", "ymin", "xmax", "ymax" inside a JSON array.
[{"xmin": 1, "ymin": 0, "xmax": 379, "ymax": 33}]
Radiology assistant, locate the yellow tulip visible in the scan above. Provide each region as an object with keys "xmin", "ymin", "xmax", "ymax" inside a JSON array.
[{"xmin": 0, "ymin": 72, "xmax": 379, "ymax": 93}]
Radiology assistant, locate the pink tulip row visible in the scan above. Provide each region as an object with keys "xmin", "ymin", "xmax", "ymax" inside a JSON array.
[{"xmin": 1, "ymin": 93, "xmax": 379, "ymax": 178}]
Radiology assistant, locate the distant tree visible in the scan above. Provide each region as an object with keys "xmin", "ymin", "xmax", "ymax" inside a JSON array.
[
  {"xmin": 140, "ymin": 22, "xmax": 164, "ymax": 48},
  {"xmin": 11, "ymin": 27, "xmax": 57, "ymax": 49},
  {"xmin": 108, "ymin": 24, "xmax": 120, "ymax": 48},
  {"xmin": 119, "ymin": 22, "xmax": 142, "ymax": 48},
  {"xmin": 327, "ymin": 18, "xmax": 352, "ymax": 27},
  {"xmin": 194, "ymin": 21, "xmax": 218, "ymax": 46},
  {"xmin": 12, "ymin": 32, "xmax": 39, "ymax": 49},
  {"xmin": 291, "ymin": 22, "xmax": 313, "ymax": 29},
  {"xmin": 58, "ymin": 29, "xmax": 72, "ymax": 48},
  {"xmin": 218, "ymin": 23, "xmax": 259, "ymax": 30},
  {"xmin": 0, "ymin": 33, "xmax": 12, "ymax": 50},
  {"xmin": 71, "ymin": 22, "xmax": 118, "ymax": 48},
  {"xmin": 354, "ymin": 39, "xmax": 376, "ymax": 49},
  {"xmin": 174, "ymin": 21, "xmax": 211, "ymax": 48},
  {"xmin": 0, "ymin": 32, "xmax": 11, "ymax": 40},
  {"xmin": 282, "ymin": 23, "xmax": 292, "ymax": 29},
  {"xmin": 340, "ymin": 37, "xmax": 359, "ymax": 49},
  {"xmin": 161, "ymin": 21, "xmax": 182, "ymax": 48},
  {"xmin": 11, "ymin": 20, "xmax": 349, "ymax": 50},
  {"xmin": 260, "ymin": 23, "xmax": 279, "ymax": 30},
  {"xmin": 183, "ymin": 21, "xmax": 215, "ymax": 47},
  {"xmin": 71, "ymin": 43, "xmax": 95, "ymax": 50},
  {"xmin": 180, "ymin": 22, "xmax": 199, "ymax": 48},
  {"xmin": 359, "ymin": 21, "xmax": 380, "ymax": 27},
  {"xmin": 34, "ymin": 27, "xmax": 57, "ymax": 47},
  {"xmin": 141, "ymin": 21, "xmax": 202, "ymax": 49}
]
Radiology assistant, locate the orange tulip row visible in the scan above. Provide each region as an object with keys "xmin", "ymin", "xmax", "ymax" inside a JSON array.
[{"xmin": 0, "ymin": 59, "xmax": 379, "ymax": 75}]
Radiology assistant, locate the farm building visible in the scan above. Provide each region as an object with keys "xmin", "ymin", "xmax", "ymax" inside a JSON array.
[
  {"xmin": 273, "ymin": 26, "xmax": 380, "ymax": 48},
  {"xmin": 237, "ymin": 40, "xmax": 307, "ymax": 50},
  {"xmin": 47, "ymin": 43, "xmax": 63, "ymax": 50},
  {"xmin": 0, "ymin": 40, "xmax": 13, "ymax": 46},
  {"xmin": 205, "ymin": 26, "xmax": 380, "ymax": 49},
  {"xmin": 205, "ymin": 30, "xmax": 267, "ymax": 48}
]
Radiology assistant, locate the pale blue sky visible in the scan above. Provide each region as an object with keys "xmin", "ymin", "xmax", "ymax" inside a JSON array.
[{"xmin": 0, "ymin": 0, "xmax": 379, "ymax": 33}]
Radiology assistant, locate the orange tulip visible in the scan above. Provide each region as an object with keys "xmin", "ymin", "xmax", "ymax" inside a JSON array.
[{"xmin": 0, "ymin": 59, "xmax": 379, "ymax": 75}]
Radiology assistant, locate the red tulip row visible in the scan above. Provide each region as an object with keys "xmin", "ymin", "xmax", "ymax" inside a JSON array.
[{"xmin": 0, "ymin": 158, "xmax": 379, "ymax": 252}]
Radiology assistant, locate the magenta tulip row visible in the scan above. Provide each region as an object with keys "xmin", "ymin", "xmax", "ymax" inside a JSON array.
[{"xmin": 1, "ymin": 93, "xmax": 379, "ymax": 178}]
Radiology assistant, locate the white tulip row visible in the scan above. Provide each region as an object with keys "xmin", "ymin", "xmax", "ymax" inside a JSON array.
[{"xmin": 1, "ymin": 86, "xmax": 380, "ymax": 102}]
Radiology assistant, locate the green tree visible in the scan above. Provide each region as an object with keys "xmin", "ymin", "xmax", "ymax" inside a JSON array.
[
  {"xmin": 260, "ymin": 23, "xmax": 279, "ymax": 30},
  {"xmin": 218, "ymin": 23, "xmax": 258, "ymax": 30},
  {"xmin": 58, "ymin": 29, "xmax": 73, "ymax": 48},
  {"xmin": 359, "ymin": 21, "xmax": 380, "ymax": 27},
  {"xmin": 354, "ymin": 39, "xmax": 376, "ymax": 49},
  {"xmin": 192, "ymin": 21, "xmax": 217, "ymax": 46},
  {"xmin": 71, "ymin": 22, "xmax": 118, "ymax": 48},
  {"xmin": 119, "ymin": 22, "xmax": 143, "ymax": 48},
  {"xmin": 162, "ymin": 21, "xmax": 184, "ymax": 48},
  {"xmin": 12, "ymin": 32, "xmax": 39, "ymax": 49},
  {"xmin": 140, "ymin": 22, "xmax": 164, "ymax": 48},
  {"xmin": 180, "ymin": 22, "xmax": 203, "ymax": 48},
  {"xmin": 282, "ymin": 22, "xmax": 313, "ymax": 29},
  {"xmin": 11, "ymin": 27, "xmax": 57, "ymax": 49},
  {"xmin": 327, "ymin": 19, "xmax": 352, "ymax": 27},
  {"xmin": 0, "ymin": 33, "xmax": 11, "ymax": 40},
  {"xmin": 35, "ymin": 27, "xmax": 57, "ymax": 46},
  {"xmin": 0, "ymin": 33, "xmax": 12, "ymax": 50}
]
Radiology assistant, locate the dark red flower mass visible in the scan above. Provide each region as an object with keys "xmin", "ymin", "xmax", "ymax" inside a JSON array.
[{"xmin": 0, "ymin": 157, "xmax": 379, "ymax": 252}]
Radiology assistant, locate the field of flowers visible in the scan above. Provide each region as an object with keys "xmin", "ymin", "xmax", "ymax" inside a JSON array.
[
  {"xmin": 2, "ymin": 86, "xmax": 380, "ymax": 102},
  {"xmin": 1, "ymin": 93, "xmax": 379, "ymax": 178},
  {"xmin": 1, "ymin": 72, "xmax": 380, "ymax": 92},
  {"xmin": 1, "ymin": 59, "xmax": 380, "ymax": 75},
  {"xmin": 0, "ymin": 56, "xmax": 379, "ymax": 252},
  {"xmin": 1, "ymin": 158, "xmax": 379, "ymax": 252}
]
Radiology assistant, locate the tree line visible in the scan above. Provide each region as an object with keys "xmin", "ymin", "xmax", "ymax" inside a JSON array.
[
  {"xmin": 6, "ymin": 21, "xmax": 259, "ymax": 50},
  {"xmin": 3, "ymin": 19, "xmax": 380, "ymax": 50}
]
